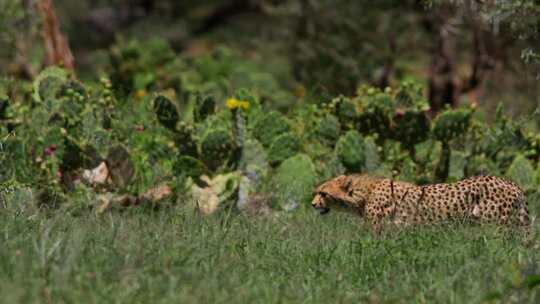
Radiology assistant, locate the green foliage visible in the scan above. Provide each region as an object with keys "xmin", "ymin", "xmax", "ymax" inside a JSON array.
[
  {"xmin": 397, "ymin": 158, "xmax": 417, "ymax": 182},
  {"xmin": 448, "ymin": 150, "xmax": 467, "ymax": 182},
  {"xmin": 431, "ymin": 107, "xmax": 474, "ymax": 142},
  {"xmin": 316, "ymin": 114, "xmax": 341, "ymax": 146},
  {"xmin": 251, "ymin": 111, "xmax": 290, "ymax": 147},
  {"xmin": 465, "ymin": 154, "xmax": 500, "ymax": 177},
  {"xmin": 480, "ymin": 104, "xmax": 531, "ymax": 160},
  {"xmin": 413, "ymin": 140, "xmax": 440, "ymax": 183},
  {"xmin": 32, "ymin": 66, "xmax": 69, "ymax": 104},
  {"xmin": 335, "ymin": 130, "xmax": 365, "ymax": 173},
  {"xmin": 267, "ymin": 133, "xmax": 301, "ymax": 166},
  {"xmin": 153, "ymin": 95, "xmax": 179, "ymax": 131},
  {"xmin": 108, "ymin": 38, "xmax": 178, "ymax": 95},
  {"xmin": 505, "ymin": 154, "xmax": 535, "ymax": 190},
  {"xmin": 193, "ymin": 94, "xmax": 215, "ymax": 123},
  {"xmin": 392, "ymin": 81, "xmax": 431, "ymax": 148},
  {"xmin": 3, "ymin": 55, "xmax": 540, "ymax": 218},
  {"xmin": 174, "ymin": 122, "xmax": 198, "ymax": 157},
  {"xmin": 200, "ymin": 128, "xmax": 236, "ymax": 170},
  {"xmin": 271, "ymin": 154, "xmax": 317, "ymax": 210},
  {"xmin": 356, "ymin": 86, "xmax": 394, "ymax": 137},
  {"xmin": 328, "ymin": 96, "xmax": 357, "ymax": 129},
  {"xmin": 174, "ymin": 155, "xmax": 208, "ymax": 179},
  {"xmin": 363, "ymin": 136, "xmax": 382, "ymax": 174}
]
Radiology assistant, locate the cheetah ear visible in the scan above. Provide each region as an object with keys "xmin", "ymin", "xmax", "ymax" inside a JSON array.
[{"xmin": 340, "ymin": 177, "xmax": 353, "ymax": 193}]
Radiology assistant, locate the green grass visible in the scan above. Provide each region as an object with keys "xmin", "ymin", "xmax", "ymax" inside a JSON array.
[{"xmin": 0, "ymin": 205, "xmax": 538, "ymax": 304}]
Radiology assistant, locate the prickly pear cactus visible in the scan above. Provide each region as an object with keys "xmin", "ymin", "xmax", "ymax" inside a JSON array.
[
  {"xmin": 174, "ymin": 155, "xmax": 209, "ymax": 179},
  {"xmin": 335, "ymin": 130, "xmax": 365, "ymax": 173},
  {"xmin": 271, "ymin": 154, "xmax": 317, "ymax": 211},
  {"xmin": 267, "ymin": 133, "xmax": 301, "ymax": 166},
  {"xmin": 194, "ymin": 94, "xmax": 216, "ymax": 123},
  {"xmin": 465, "ymin": 154, "xmax": 499, "ymax": 177},
  {"xmin": 505, "ymin": 154, "xmax": 535, "ymax": 190},
  {"xmin": 431, "ymin": 107, "xmax": 474, "ymax": 182},
  {"xmin": 396, "ymin": 158, "xmax": 417, "ymax": 183},
  {"xmin": 328, "ymin": 96, "xmax": 357, "ymax": 129},
  {"xmin": 479, "ymin": 107, "xmax": 529, "ymax": 160},
  {"xmin": 363, "ymin": 136, "xmax": 381, "ymax": 173},
  {"xmin": 200, "ymin": 128, "xmax": 236, "ymax": 170},
  {"xmin": 431, "ymin": 107, "xmax": 474, "ymax": 142},
  {"xmin": 392, "ymin": 110, "xmax": 430, "ymax": 152},
  {"xmin": 33, "ymin": 66, "xmax": 69, "ymax": 104},
  {"xmin": 251, "ymin": 111, "xmax": 290, "ymax": 147},
  {"xmin": 355, "ymin": 86, "xmax": 393, "ymax": 137},
  {"xmin": 448, "ymin": 150, "xmax": 467, "ymax": 182},
  {"xmin": 316, "ymin": 114, "xmax": 341, "ymax": 146},
  {"xmin": 414, "ymin": 139, "xmax": 441, "ymax": 183},
  {"xmin": 174, "ymin": 122, "xmax": 198, "ymax": 157},
  {"xmin": 153, "ymin": 95, "xmax": 179, "ymax": 131}
]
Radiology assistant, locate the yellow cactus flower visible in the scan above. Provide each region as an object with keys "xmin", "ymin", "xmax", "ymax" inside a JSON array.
[
  {"xmin": 240, "ymin": 101, "xmax": 250, "ymax": 110},
  {"xmin": 226, "ymin": 98, "xmax": 240, "ymax": 110}
]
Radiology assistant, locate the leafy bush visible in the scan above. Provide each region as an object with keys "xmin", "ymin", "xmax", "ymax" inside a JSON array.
[
  {"xmin": 2, "ymin": 39, "xmax": 540, "ymax": 215},
  {"xmin": 270, "ymin": 154, "xmax": 317, "ymax": 210},
  {"xmin": 335, "ymin": 130, "xmax": 365, "ymax": 173}
]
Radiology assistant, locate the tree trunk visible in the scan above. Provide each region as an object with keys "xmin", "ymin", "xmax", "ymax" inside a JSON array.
[{"xmin": 37, "ymin": 0, "xmax": 75, "ymax": 71}]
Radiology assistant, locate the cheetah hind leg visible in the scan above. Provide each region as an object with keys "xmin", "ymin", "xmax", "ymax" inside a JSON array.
[
  {"xmin": 517, "ymin": 197, "xmax": 532, "ymax": 243},
  {"xmin": 495, "ymin": 197, "xmax": 531, "ymax": 243}
]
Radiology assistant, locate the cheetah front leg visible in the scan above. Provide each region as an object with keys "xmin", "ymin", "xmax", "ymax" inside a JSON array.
[{"xmin": 364, "ymin": 202, "xmax": 386, "ymax": 236}]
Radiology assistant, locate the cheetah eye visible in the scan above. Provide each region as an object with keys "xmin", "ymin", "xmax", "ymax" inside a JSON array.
[{"xmin": 319, "ymin": 192, "xmax": 328, "ymax": 198}]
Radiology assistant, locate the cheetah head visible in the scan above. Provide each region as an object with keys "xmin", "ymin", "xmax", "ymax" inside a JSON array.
[{"xmin": 311, "ymin": 175, "xmax": 356, "ymax": 215}]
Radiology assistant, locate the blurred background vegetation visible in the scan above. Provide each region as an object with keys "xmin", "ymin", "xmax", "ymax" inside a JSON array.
[
  {"xmin": 1, "ymin": 0, "xmax": 538, "ymax": 115},
  {"xmin": 0, "ymin": 0, "xmax": 539, "ymax": 215}
]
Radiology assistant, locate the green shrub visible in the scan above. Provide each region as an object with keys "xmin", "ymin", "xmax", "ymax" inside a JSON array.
[
  {"xmin": 174, "ymin": 155, "xmax": 209, "ymax": 179},
  {"xmin": 397, "ymin": 158, "xmax": 417, "ymax": 183},
  {"xmin": 267, "ymin": 133, "xmax": 301, "ymax": 166},
  {"xmin": 316, "ymin": 114, "xmax": 341, "ymax": 146},
  {"xmin": 5, "ymin": 63, "xmax": 540, "ymax": 215},
  {"xmin": 356, "ymin": 86, "xmax": 394, "ymax": 137},
  {"xmin": 465, "ymin": 155, "xmax": 499, "ymax": 177},
  {"xmin": 32, "ymin": 66, "xmax": 69, "ymax": 104},
  {"xmin": 251, "ymin": 111, "xmax": 290, "ymax": 147},
  {"xmin": 193, "ymin": 94, "xmax": 216, "ymax": 123},
  {"xmin": 335, "ymin": 130, "xmax": 365, "ymax": 173},
  {"xmin": 431, "ymin": 107, "xmax": 474, "ymax": 142},
  {"xmin": 153, "ymin": 95, "xmax": 179, "ymax": 131},
  {"xmin": 200, "ymin": 128, "xmax": 236, "ymax": 170},
  {"xmin": 271, "ymin": 154, "xmax": 317, "ymax": 210},
  {"xmin": 363, "ymin": 136, "xmax": 381, "ymax": 174},
  {"xmin": 448, "ymin": 150, "xmax": 468, "ymax": 182},
  {"xmin": 505, "ymin": 154, "xmax": 535, "ymax": 190},
  {"xmin": 174, "ymin": 122, "xmax": 198, "ymax": 157},
  {"xmin": 328, "ymin": 96, "xmax": 357, "ymax": 129}
]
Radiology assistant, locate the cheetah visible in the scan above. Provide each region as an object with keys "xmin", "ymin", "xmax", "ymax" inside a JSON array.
[{"xmin": 311, "ymin": 174, "xmax": 530, "ymax": 232}]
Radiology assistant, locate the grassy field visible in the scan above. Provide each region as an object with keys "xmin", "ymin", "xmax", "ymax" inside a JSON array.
[{"xmin": 0, "ymin": 203, "xmax": 538, "ymax": 304}]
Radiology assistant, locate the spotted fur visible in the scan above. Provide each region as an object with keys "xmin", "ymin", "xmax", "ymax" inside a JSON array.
[{"xmin": 312, "ymin": 174, "xmax": 530, "ymax": 231}]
